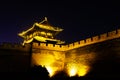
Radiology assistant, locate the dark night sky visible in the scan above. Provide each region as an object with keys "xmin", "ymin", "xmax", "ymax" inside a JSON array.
[{"xmin": 0, "ymin": 1, "xmax": 120, "ymax": 43}]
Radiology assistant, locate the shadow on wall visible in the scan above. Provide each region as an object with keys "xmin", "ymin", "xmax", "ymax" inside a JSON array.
[{"xmin": 86, "ymin": 51, "xmax": 120, "ymax": 80}]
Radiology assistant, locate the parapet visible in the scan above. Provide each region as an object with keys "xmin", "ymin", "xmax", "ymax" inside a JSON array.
[
  {"xmin": 32, "ymin": 29, "xmax": 120, "ymax": 51},
  {"xmin": 0, "ymin": 43, "xmax": 31, "ymax": 52},
  {"xmin": 32, "ymin": 43, "xmax": 67, "ymax": 51},
  {"xmin": 65, "ymin": 29, "xmax": 120, "ymax": 50},
  {"xmin": 1, "ymin": 29, "xmax": 119, "ymax": 52}
]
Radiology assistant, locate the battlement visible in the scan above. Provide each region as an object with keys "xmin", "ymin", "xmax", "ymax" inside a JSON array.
[
  {"xmin": 65, "ymin": 29, "xmax": 120, "ymax": 50},
  {"xmin": 32, "ymin": 42, "xmax": 67, "ymax": 51},
  {"xmin": 33, "ymin": 29, "xmax": 120, "ymax": 51},
  {"xmin": 0, "ymin": 43, "xmax": 30, "ymax": 52},
  {"xmin": 0, "ymin": 29, "xmax": 120, "ymax": 51}
]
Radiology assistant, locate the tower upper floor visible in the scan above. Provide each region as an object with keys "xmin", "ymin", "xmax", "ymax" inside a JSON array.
[{"xmin": 18, "ymin": 17, "xmax": 65, "ymax": 45}]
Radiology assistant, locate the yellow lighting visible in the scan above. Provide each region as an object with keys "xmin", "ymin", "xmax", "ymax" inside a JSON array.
[
  {"xmin": 66, "ymin": 63, "xmax": 90, "ymax": 77},
  {"xmin": 67, "ymin": 63, "xmax": 77, "ymax": 77},
  {"xmin": 78, "ymin": 65, "xmax": 90, "ymax": 77},
  {"xmin": 32, "ymin": 51, "xmax": 65, "ymax": 77},
  {"xmin": 41, "ymin": 31, "xmax": 46, "ymax": 35},
  {"xmin": 69, "ymin": 67, "xmax": 77, "ymax": 77},
  {"xmin": 47, "ymin": 33, "xmax": 52, "ymax": 36},
  {"xmin": 46, "ymin": 66, "xmax": 55, "ymax": 77}
]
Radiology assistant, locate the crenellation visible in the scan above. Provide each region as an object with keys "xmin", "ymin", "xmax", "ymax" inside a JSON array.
[
  {"xmin": 47, "ymin": 43, "xmax": 54, "ymax": 47},
  {"xmin": 69, "ymin": 43, "xmax": 74, "ymax": 47},
  {"xmin": 85, "ymin": 38, "xmax": 92, "ymax": 43},
  {"xmin": 33, "ymin": 42, "xmax": 39, "ymax": 46},
  {"xmin": 12, "ymin": 44, "xmax": 21, "ymax": 48},
  {"xmin": 54, "ymin": 44, "xmax": 61, "ymax": 48},
  {"xmin": 40, "ymin": 43, "xmax": 47, "ymax": 46},
  {"xmin": 74, "ymin": 41, "xmax": 80, "ymax": 46},
  {"xmin": 62, "ymin": 29, "xmax": 120, "ymax": 50},
  {"xmin": 2, "ymin": 18, "xmax": 120, "ymax": 74},
  {"xmin": 0, "ymin": 43, "xmax": 16, "ymax": 48},
  {"xmin": 32, "ymin": 42, "xmax": 68, "ymax": 51},
  {"xmin": 100, "ymin": 33, "xmax": 107, "ymax": 40},
  {"xmin": 0, "ymin": 43, "xmax": 30, "ymax": 52},
  {"xmin": 80, "ymin": 40, "xmax": 85, "ymax": 44},
  {"xmin": 61, "ymin": 45, "xmax": 68, "ymax": 49},
  {"xmin": 31, "ymin": 29, "xmax": 120, "ymax": 51},
  {"xmin": 108, "ymin": 30, "xmax": 117, "ymax": 37},
  {"xmin": 1, "ymin": 29, "xmax": 120, "ymax": 52},
  {"xmin": 92, "ymin": 36, "xmax": 99, "ymax": 42},
  {"xmin": 117, "ymin": 29, "xmax": 120, "ymax": 34}
]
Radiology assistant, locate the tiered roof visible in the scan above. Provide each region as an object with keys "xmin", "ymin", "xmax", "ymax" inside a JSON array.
[
  {"xmin": 18, "ymin": 17, "xmax": 65, "ymax": 44},
  {"xmin": 18, "ymin": 17, "xmax": 63, "ymax": 37}
]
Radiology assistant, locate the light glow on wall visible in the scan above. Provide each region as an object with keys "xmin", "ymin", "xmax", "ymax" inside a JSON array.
[
  {"xmin": 66, "ymin": 63, "xmax": 90, "ymax": 77},
  {"xmin": 65, "ymin": 52, "xmax": 96, "ymax": 77},
  {"xmin": 69, "ymin": 67, "xmax": 77, "ymax": 77},
  {"xmin": 32, "ymin": 50, "xmax": 65, "ymax": 77},
  {"xmin": 77, "ymin": 65, "xmax": 90, "ymax": 77},
  {"xmin": 46, "ymin": 66, "xmax": 55, "ymax": 77}
]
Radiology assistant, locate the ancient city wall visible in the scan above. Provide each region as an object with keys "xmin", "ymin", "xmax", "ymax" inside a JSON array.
[
  {"xmin": 0, "ymin": 29, "xmax": 120, "ymax": 75},
  {"xmin": 32, "ymin": 29, "xmax": 120, "ymax": 51},
  {"xmin": 65, "ymin": 37, "xmax": 120, "ymax": 76},
  {"xmin": 0, "ymin": 43, "xmax": 30, "ymax": 53},
  {"xmin": 0, "ymin": 29, "xmax": 118, "ymax": 52},
  {"xmin": 32, "ymin": 46, "xmax": 65, "ymax": 76},
  {"xmin": 0, "ymin": 43, "xmax": 31, "ymax": 72},
  {"xmin": 31, "ymin": 29, "xmax": 120, "ymax": 76}
]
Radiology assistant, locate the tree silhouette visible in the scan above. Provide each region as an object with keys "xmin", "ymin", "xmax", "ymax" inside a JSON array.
[{"xmin": 30, "ymin": 65, "xmax": 49, "ymax": 80}]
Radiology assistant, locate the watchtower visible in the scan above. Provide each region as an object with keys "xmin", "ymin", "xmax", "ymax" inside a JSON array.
[{"xmin": 18, "ymin": 17, "xmax": 65, "ymax": 45}]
